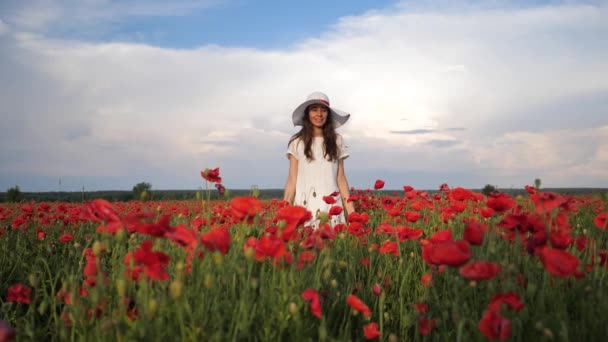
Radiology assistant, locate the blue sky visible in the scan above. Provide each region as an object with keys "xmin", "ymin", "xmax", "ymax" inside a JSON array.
[
  {"xmin": 1, "ymin": 0, "xmax": 607, "ymax": 192},
  {"xmin": 95, "ymin": 1, "xmax": 398, "ymax": 49},
  {"xmin": 1, "ymin": 0, "xmax": 398, "ymax": 48}
]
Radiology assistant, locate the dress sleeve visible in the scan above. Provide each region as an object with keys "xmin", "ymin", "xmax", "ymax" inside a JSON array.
[
  {"xmin": 287, "ymin": 139, "xmax": 299, "ymax": 160},
  {"xmin": 338, "ymin": 135, "xmax": 349, "ymax": 160}
]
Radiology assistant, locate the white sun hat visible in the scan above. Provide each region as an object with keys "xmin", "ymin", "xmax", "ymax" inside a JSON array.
[{"xmin": 292, "ymin": 92, "xmax": 351, "ymax": 128}]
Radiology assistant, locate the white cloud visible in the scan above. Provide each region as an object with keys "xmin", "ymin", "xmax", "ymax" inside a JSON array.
[
  {"xmin": 470, "ymin": 127, "xmax": 608, "ymax": 186},
  {"xmin": 1, "ymin": 1, "xmax": 608, "ymax": 190}
]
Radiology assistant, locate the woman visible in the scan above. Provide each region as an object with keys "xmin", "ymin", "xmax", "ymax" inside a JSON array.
[{"xmin": 283, "ymin": 91, "xmax": 356, "ymax": 227}]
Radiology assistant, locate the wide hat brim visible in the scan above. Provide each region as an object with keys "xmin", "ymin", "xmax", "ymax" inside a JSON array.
[{"xmin": 292, "ymin": 99, "xmax": 351, "ymax": 128}]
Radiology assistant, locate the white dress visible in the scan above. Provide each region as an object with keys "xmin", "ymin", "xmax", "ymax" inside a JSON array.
[{"xmin": 287, "ymin": 135, "xmax": 349, "ymax": 227}]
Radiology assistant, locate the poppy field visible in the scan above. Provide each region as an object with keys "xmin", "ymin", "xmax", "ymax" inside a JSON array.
[{"xmin": 1, "ymin": 171, "xmax": 608, "ymax": 341}]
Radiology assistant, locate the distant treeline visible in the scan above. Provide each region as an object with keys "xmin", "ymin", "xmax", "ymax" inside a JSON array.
[{"xmin": 1, "ymin": 188, "xmax": 607, "ymax": 203}]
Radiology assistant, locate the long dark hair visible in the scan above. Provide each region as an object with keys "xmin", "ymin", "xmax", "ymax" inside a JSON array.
[{"xmin": 288, "ymin": 105, "xmax": 339, "ymax": 162}]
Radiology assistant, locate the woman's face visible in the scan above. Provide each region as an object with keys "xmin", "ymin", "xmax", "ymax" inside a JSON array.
[{"xmin": 308, "ymin": 104, "xmax": 329, "ymax": 128}]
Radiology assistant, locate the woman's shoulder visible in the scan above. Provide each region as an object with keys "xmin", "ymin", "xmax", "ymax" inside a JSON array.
[
  {"xmin": 288, "ymin": 135, "xmax": 305, "ymax": 152},
  {"xmin": 288, "ymin": 135, "xmax": 303, "ymax": 145},
  {"xmin": 335, "ymin": 133, "xmax": 346, "ymax": 143}
]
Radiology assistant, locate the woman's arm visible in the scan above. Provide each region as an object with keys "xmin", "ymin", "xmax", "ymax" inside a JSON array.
[
  {"xmin": 337, "ymin": 159, "xmax": 356, "ymax": 215},
  {"xmin": 283, "ymin": 154, "xmax": 298, "ymax": 204}
]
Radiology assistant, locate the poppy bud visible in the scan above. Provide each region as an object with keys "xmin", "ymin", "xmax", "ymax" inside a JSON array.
[
  {"xmin": 38, "ymin": 300, "xmax": 48, "ymax": 315},
  {"xmin": 318, "ymin": 325, "xmax": 327, "ymax": 340},
  {"xmin": 92, "ymin": 241, "xmax": 102, "ymax": 256},
  {"xmin": 317, "ymin": 211, "xmax": 329, "ymax": 224},
  {"xmin": 204, "ymin": 274, "xmax": 214, "ymax": 289},
  {"xmin": 288, "ymin": 302, "xmax": 298, "ymax": 315},
  {"xmin": 244, "ymin": 247, "xmax": 255, "ymax": 260},
  {"xmin": 28, "ymin": 273, "xmax": 38, "ymax": 287},
  {"xmin": 213, "ymin": 252, "xmax": 223, "ymax": 265},
  {"xmin": 170, "ymin": 280, "xmax": 183, "ymax": 299},
  {"xmin": 116, "ymin": 279, "xmax": 126, "ymax": 297},
  {"xmin": 147, "ymin": 299, "xmax": 158, "ymax": 318},
  {"xmin": 115, "ymin": 229, "xmax": 125, "ymax": 241}
]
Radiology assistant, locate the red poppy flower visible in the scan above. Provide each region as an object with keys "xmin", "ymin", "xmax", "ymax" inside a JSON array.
[
  {"xmin": 276, "ymin": 205, "xmax": 312, "ymax": 241},
  {"xmin": 550, "ymin": 231, "xmax": 573, "ymax": 249},
  {"xmin": 296, "ymin": 251, "xmax": 316, "ymax": 270},
  {"xmin": 594, "ymin": 213, "xmax": 607, "ymax": 230},
  {"xmin": 486, "ymin": 193, "xmax": 516, "ymax": 213},
  {"xmin": 165, "ymin": 224, "xmax": 198, "ymax": 249},
  {"xmin": 131, "ymin": 240, "xmax": 171, "ymax": 281},
  {"xmin": 347, "ymin": 212, "xmax": 370, "ymax": 224},
  {"xmin": 429, "ymin": 230, "xmax": 453, "ymax": 243},
  {"xmin": 301, "ymin": 288, "xmax": 322, "ymax": 318},
  {"xmin": 201, "ymin": 167, "xmax": 221, "ymax": 183},
  {"xmin": 414, "ymin": 302, "xmax": 428, "ymax": 314},
  {"xmin": 59, "ymin": 234, "xmax": 73, "ymax": 243},
  {"xmin": 488, "ymin": 292, "xmax": 525, "ymax": 312},
  {"xmin": 478, "ymin": 309, "xmax": 511, "ymax": 341},
  {"xmin": 214, "ymin": 183, "xmax": 226, "ymax": 195},
  {"xmin": 6, "ymin": 284, "xmax": 32, "ymax": 304},
  {"xmin": 322, "ymin": 195, "xmax": 337, "ymax": 204},
  {"xmin": 374, "ymin": 179, "xmax": 385, "ymax": 190},
  {"xmin": 0, "ymin": 319, "xmax": 16, "ymax": 342},
  {"xmin": 459, "ymin": 261, "xmax": 501, "ymax": 281},
  {"xmin": 254, "ymin": 235, "xmax": 286, "ymax": 261},
  {"xmin": 404, "ymin": 211, "xmax": 421, "ymax": 223},
  {"xmin": 480, "ymin": 207, "xmax": 494, "ymax": 218},
  {"xmin": 372, "ymin": 283, "xmax": 382, "ymax": 296},
  {"xmin": 421, "ymin": 273, "xmax": 432, "ymax": 287},
  {"xmin": 575, "ymin": 236, "xmax": 587, "ymax": 251},
  {"xmin": 135, "ymin": 214, "xmax": 173, "ymax": 237},
  {"xmin": 405, "ymin": 190, "xmax": 418, "ymax": 200},
  {"xmin": 397, "ymin": 226, "xmax": 423, "ymax": 241},
  {"xmin": 449, "ymin": 187, "xmax": 473, "ymax": 201},
  {"xmin": 329, "ymin": 206, "xmax": 343, "ymax": 216},
  {"xmin": 530, "ymin": 192, "xmax": 566, "ymax": 214},
  {"xmin": 81, "ymin": 199, "xmax": 121, "ymax": 223},
  {"xmin": 538, "ymin": 247, "xmax": 583, "ymax": 278},
  {"xmin": 422, "ymin": 240, "xmax": 471, "ymax": 267},
  {"xmin": 346, "ymin": 294, "xmax": 371, "ymax": 317},
  {"xmin": 230, "ymin": 197, "xmax": 263, "ymax": 221},
  {"xmin": 379, "ymin": 240, "xmax": 400, "ymax": 256},
  {"xmin": 363, "ymin": 322, "xmax": 381, "ymax": 339},
  {"xmin": 525, "ymin": 185, "xmax": 537, "ymax": 194},
  {"xmin": 463, "ymin": 221, "xmax": 485, "ymax": 245},
  {"xmin": 419, "ymin": 317, "xmax": 436, "ymax": 335},
  {"xmin": 84, "ymin": 256, "xmax": 98, "ymax": 277},
  {"xmin": 201, "ymin": 225, "xmax": 231, "ymax": 255}
]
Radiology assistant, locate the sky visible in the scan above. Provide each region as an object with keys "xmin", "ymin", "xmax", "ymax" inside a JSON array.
[{"xmin": 0, "ymin": 0, "xmax": 607, "ymax": 192}]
